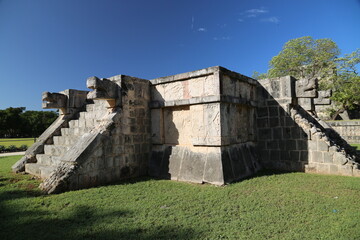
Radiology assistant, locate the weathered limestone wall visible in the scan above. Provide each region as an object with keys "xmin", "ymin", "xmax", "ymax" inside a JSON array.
[
  {"xmin": 150, "ymin": 66, "xmax": 259, "ymax": 185},
  {"xmin": 326, "ymin": 120, "xmax": 360, "ymax": 144},
  {"xmin": 39, "ymin": 75, "xmax": 151, "ymax": 193}
]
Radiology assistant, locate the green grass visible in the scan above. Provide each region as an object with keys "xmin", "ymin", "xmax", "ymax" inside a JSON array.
[
  {"xmin": 351, "ymin": 143, "xmax": 360, "ymax": 150},
  {"xmin": 0, "ymin": 138, "xmax": 35, "ymax": 147},
  {"xmin": 1, "ymin": 156, "xmax": 360, "ymax": 240}
]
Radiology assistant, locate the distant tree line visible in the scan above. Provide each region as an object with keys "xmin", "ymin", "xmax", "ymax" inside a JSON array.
[{"xmin": 0, "ymin": 107, "xmax": 58, "ymax": 138}]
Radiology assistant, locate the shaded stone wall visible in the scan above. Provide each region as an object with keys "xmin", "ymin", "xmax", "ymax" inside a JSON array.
[
  {"xmin": 257, "ymin": 76, "xmax": 309, "ymax": 171},
  {"xmin": 257, "ymin": 76, "xmax": 360, "ymax": 176},
  {"xmin": 326, "ymin": 121, "xmax": 360, "ymax": 144}
]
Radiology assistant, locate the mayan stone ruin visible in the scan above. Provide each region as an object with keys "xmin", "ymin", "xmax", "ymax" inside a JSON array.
[{"xmin": 12, "ymin": 66, "xmax": 360, "ymax": 193}]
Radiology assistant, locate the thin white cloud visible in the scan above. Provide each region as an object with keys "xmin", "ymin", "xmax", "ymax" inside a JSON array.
[
  {"xmin": 242, "ymin": 7, "xmax": 268, "ymax": 18},
  {"xmin": 247, "ymin": 14, "xmax": 257, "ymax": 18},
  {"xmin": 246, "ymin": 8, "xmax": 268, "ymax": 14},
  {"xmin": 198, "ymin": 27, "xmax": 207, "ymax": 32},
  {"xmin": 261, "ymin": 17, "xmax": 280, "ymax": 23},
  {"xmin": 238, "ymin": 18, "xmax": 244, "ymax": 22}
]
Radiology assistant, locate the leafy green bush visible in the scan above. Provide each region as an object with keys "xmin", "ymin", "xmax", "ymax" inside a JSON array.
[
  {"xmin": 7, "ymin": 145, "xmax": 17, "ymax": 152},
  {"xmin": 0, "ymin": 145, "xmax": 5, "ymax": 152},
  {"xmin": 19, "ymin": 144, "xmax": 28, "ymax": 151}
]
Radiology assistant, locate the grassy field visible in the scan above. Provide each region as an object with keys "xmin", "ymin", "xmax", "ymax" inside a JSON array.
[
  {"xmin": 0, "ymin": 138, "xmax": 35, "ymax": 147},
  {"xmin": 351, "ymin": 143, "xmax": 360, "ymax": 150},
  {"xmin": 1, "ymin": 155, "xmax": 360, "ymax": 240}
]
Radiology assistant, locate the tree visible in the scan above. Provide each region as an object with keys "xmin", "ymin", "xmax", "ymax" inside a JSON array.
[
  {"xmin": 0, "ymin": 107, "xmax": 58, "ymax": 138},
  {"xmin": 20, "ymin": 110, "xmax": 58, "ymax": 138},
  {"xmin": 0, "ymin": 107, "xmax": 25, "ymax": 137},
  {"xmin": 251, "ymin": 71, "xmax": 268, "ymax": 80},
  {"xmin": 254, "ymin": 36, "xmax": 360, "ymax": 119},
  {"xmin": 268, "ymin": 36, "xmax": 340, "ymax": 87},
  {"xmin": 329, "ymin": 49, "xmax": 360, "ymax": 118}
]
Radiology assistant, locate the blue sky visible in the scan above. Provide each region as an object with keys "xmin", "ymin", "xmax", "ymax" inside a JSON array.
[{"xmin": 0, "ymin": 0, "xmax": 359, "ymax": 111}]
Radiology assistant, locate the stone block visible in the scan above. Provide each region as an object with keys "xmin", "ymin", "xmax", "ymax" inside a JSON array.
[
  {"xmin": 163, "ymin": 106, "xmax": 191, "ymax": 145},
  {"xmin": 190, "ymin": 104, "xmax": 204, "ymax": 142},
  {"xmin": 280, "ymin": 150, "xmax": 290, "ymax": 161},
  {"xmin": 178, "ymin": 148, "xmax": 206, "ymax": 183},
  {"xmin": 311, "ymin": 151, "xmax": 323, "ymax": 163},
  {"xmin": 259, "ymin": 149, "xmax": 270, "ymax": 162},
  {"xmin": 308, "ymin": 141, "xmax": 317, "ymax": 151},
  {"xmin": 279, "ymin": 76, "xmax": 295, "ymax": 98},
  {"xmin": 268, "ymin": 107, "xmax": 279, "ymax": 117},
  {"xmin": 298, "ymin": 98, "xmax": 314, "ymax": 111},
  {"xmin": 286, "ymin": 140, "xmax": 297, "ymax": 150},
  {"xmin": 295, "ymin": 78, "xmax": 317, "ymax": 98},
  {"xmin": 204, "ymin": 75, "xmax": 219, "ymax": 96},
  {"xmin": 272, "ymin": 128, "xmax": 282, "ymax": 140},
  {"xmin": 167, "ymin": 146, "xmax": 184, "ymax": 180},
  {"xmin": 339, "ymin": 165, "xmax": 353, "ymax": 176},
  {"xmin": 323, "ymin": 152, "xmax": 334, "ymax": 163},
  {"xmin": 317, "ymin": 141, "xmax": 329, "ymax": 151},
  {"xmin": 221, "ymin": 149, "xmax": 235, "ymax": 183},
  {"xmin": 299, "ymin": 151, "xmax": 309, "ymax": 162},
  {"xmin": 163, "ymin": 81, "xmax": 184, "ymax": 101},
  {"xmin": 290, "ymin": 151, "xmax": 300, "ymax": 161},
  {"xmin": 296, "ymin": 140, "xmax": 307, "ymax": 150},
  {"xmin": 283, "ymin": 128, "xmax": 291, "ymax": 139},
  {"xmin": 257, "ymin": 118, "xmax": 268, "ymax": 128},
  {"xmin": 203, "ymin": 148, "xmax": 224, "ymax": 185},
  {"xmin": 257, "ymin": 107, "xmax": 268, "ymax": 118},
  {"xmin": 228, "ymin": 146, "xmax": 247, "ymax": 179},
  {"xmin": 269, "ymin": 118, "xmax": 279, "ymax": 127},
  {"xmin": 333, "ymin": 152, "xmax": 348, "ymax": 165},
  {"xmin": 267, "ymin": 140, "xmax": 279, "ymax": 150},
  {"xmin": 329, "ymin": 164, "xmax": 339, "ymax": 174},
  {"xmin": 317, "ymin": 164, "xmax": 330, "ymax": 174},
  {"xmin": 270, "ymin": 150, "xmax": 280, "ymax": 161},
  {"xmin": 259, "ymin": 129, "xmax": 272, "ymax": 140}
]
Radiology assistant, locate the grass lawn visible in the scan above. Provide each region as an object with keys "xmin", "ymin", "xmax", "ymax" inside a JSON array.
[
  {"xmin": 351, "ymin": 143, "xmax": 360, "ymax": 150},
  {"xmin": 1, "ymin": 155, "xmax": 360, "ymax": 240},
  {"xmin": 0, "ymin": 138, "xmax": 35, "ymax": 148}
]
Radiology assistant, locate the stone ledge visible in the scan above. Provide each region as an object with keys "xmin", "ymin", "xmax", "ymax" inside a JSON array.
[
  {"xmin": 150, "ymin": 66, "xmax": 258, "ymax": 86},
  {"xmin": 150, "ymin": 95, "xmax": 258, "ymax": 108}
]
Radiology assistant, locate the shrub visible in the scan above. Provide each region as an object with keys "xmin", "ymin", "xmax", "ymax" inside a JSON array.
[
  {"xmin": 0, "ymin": 145, "xmax": 5, "ymax": 153},
  {"xmin": 7, "ymin": 145, "xmax": 17, "ymax": 152},
  {"xmin": 19, "ymin": 144, "xmax": 28, "ymax": 151}
]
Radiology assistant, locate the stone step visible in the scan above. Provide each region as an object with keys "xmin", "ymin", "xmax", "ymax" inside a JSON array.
[
  {"xmin": 86, "ymin": 104, "xmax": 95, "ymax": 112},
  {"xmin": 53, "ymin": 135, "xmax": 79, "ymax": 146},
  {"xmin": 25, "ymin": 163, "xmax": 57, "ymax": 179},
  {"xmin": 61, "ymin": 127, "xmax": 91, "ymax": 136},
  {"xmin": 25, "ymin": 163, "xmax": 41, "ymax": 177},
  {"xmin": 36, "ymin": 154, "xmax": 61, "ymax": 165},
  {"xmin": 44, "ymin": 145, "xmax": 70, "ymax": 156},
  {"xmin": 40, "ymin": 165, "xmax": 57, "ymax": 179},
  {"xmin": 68, "ymin": 119, "xmax": 79, "ymax": 128}
]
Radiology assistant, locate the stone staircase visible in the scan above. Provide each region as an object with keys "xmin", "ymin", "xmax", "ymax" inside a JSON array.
[{"xmin": 24, "ymin": 103, "xmax": 99, "ymax": 179}]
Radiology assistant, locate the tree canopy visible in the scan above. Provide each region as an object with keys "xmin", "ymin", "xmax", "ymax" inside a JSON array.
[
  {"xmin": 268, "ymin": 36, "xmax": 340, "ymax": 84},
  {"xmin": 253, "ymin": 36, "xmax": 360, "ymax": 118},
  {"xmin": 0, "ymin": 107, "xmax": 58, "ymax": 138}
]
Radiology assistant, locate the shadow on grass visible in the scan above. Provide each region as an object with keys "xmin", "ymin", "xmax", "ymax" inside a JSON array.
[{"xmin": 0, "ymin": 183, "xmax": 197, "ymax": 240}]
